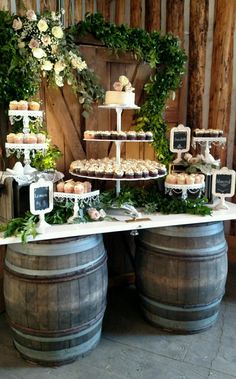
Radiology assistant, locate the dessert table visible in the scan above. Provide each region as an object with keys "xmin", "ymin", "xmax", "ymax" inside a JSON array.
[{"xmin": 1, "ymin": 201, "xmax": 236, "ymax": 245}]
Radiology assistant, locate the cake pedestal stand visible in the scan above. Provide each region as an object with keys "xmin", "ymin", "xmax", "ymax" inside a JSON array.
[
  {"xmin": 192, "ymin": 137, "xmax": 226, "ymax": 165},
  {"xmin": 53, "ymin": 190, "xmax": 100, "ymax": 223},
  {"xmin": 5, "ymin": 143, "xmax": 48, "ymax": 174},
  {"xmin": 8, "ymin": 110, "xmax": 43, "ymax": 134},
  {"xmin": 165, "ymin": 182, "xmax": 205, "ymax": 200}
]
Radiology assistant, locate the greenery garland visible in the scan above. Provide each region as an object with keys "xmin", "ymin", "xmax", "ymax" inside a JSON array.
[{"xmin": 72, "ymin": 13, "xmax": 187, "ymax": 163}]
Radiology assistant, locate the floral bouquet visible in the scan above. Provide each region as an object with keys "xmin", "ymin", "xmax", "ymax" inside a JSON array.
[
  {"xmin": 12, "ymin": 9, "xmax": 104, "ymax": 115},
  {"xmin": 113, "ymin": 75, "xmax": 134, "ymax": 92}
]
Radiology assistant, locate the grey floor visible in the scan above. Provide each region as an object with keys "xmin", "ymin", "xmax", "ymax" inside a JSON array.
[{"xmin": 1, "ymin": 263, "xmax": 236, "ymax": 379}]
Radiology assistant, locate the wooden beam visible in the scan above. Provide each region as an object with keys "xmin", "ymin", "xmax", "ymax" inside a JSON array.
[
  {"xmin": 208, "ymin": 0, "xmax": 236, "ymax": 165},
  {"xmin": 145, "ymin": 0, "xmax": 161, "ymax": 32},
  {"xmin": 130, "ymin": 0, "xmax": 142, "ymax": 28},
  {"xmin": 115, "ymin": 0, "xmax": 125, "ymax": 25},
  {"xmin": 187, "ymin": 0, "xmax": 209, "ymax": 130},
  {"xmin": 97, "ymin": 0, "xmax": 111, "ymax": 21}
]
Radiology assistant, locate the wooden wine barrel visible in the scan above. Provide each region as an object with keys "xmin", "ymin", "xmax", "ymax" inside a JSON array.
[
  {"xmin": 135, "ymin": 222, "xmax": 228, "ymax": 333},
  {"xmin": 4, "ymin": 235, "xmax": 108, "ymax": 366}
]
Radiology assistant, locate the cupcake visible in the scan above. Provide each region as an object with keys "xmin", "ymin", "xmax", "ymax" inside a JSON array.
[
  {"xmin": 37, "ymin": 133, "xmax": 46, "ymax": 143},
  {"xmin": 127, "ymin": 131, "xmax": 136, "ymax": 140},
  {"xmin": 177, "ymin": 174, "xmax": 186, "ymax": 185},
  {"xmin": 104, "ymin": 168, "xmax": 113, "ymax": 178},
  {"xmin": 83, "ymin": 181, "xmax": 92, "ymax": 193},
  {"xmin": 136, "ymin": 131, "xmax": 146, "ymax": 140},
  {"xmin": 142, "ymin": 168, "xmax": 149, "ymax": 178},
  {"xmin": 27, "ymin": 133, "xmax": 37, "ymax": 144},
  {"xmin": 87, "ymin": 167, "xmax": 95, "ymax": 177},
  {"xmin": 74, "ymin": 182, "xmax": 85, "ymax": 194},
  {"xmin": 84, "ymin": 130, "xmax": 95, "ymax": 139},
  {"xmin": 6, "ymin": 133, "xmax": 16, "ymax": 143},
  {"xmin": 18, "ymin": 100, "xmax": 28, "ymax": 110},
  {"xmin": 56, "ymin": 181, "xmax": 65, "ymax": 192},
  {"xmin": 114, "ymin": 169, "xmax": 124, "ymax": 179},
  {"xmin": 165, "ymin": 174, "xmax": 177, "ymax": 184},
  {"xmin": 134, "ymin": 169, "xmax": 142, "ymax": 178},
  {"xmin": 9, "ymin": 101, "xmax": 18, "ymax": 110},
  {"xmin": 158, "ymin": 164, "xmax": 167, "ymax": 175},
  {"xmin": 145, "ymin": 131, "xmax": 153, "ymax": 140},
  {"xmin": 14, "ymin": 133, "xmax": 24, "ymax": 143},
  {"xmin": 28, "ymin": 101, "xmax": 40, "ymax": 111},
  {"xmin": 110, "ymin": 131, "xmax": 118, "ymax": 140},
  {"xmin": 64, "ymin": 180, "xmax": 75, "ymax": 193},
  {"xmin": 149, "ymin": 168, "xmax": 158, "ymax": 177},
  {"xmin": 102, "ymin": 131, "xmax": 111, "ymax": 140},
  {"xmin": 218, "ymin": 129, "xmax": 224, "ymax": 137},
  {"xmin": 118, "ymin": 131, "xmax": 126, "ymax": 140},
  {"xmin": 185, "ymin": 175, "xmax": 195, "ymax": 185},
  {"xmin": 125, "ymin": 169, "xmax": 134, "ymax": 179}
]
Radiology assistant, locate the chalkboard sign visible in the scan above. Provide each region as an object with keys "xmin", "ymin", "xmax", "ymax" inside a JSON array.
[
  {"xmin": 170, "ymin": 124, "xmax": 191, "ymax": 153},
  {"xmin": 215, "ymin": 174, "xmax": 232, "ymax": 194},
  {"xmin": 173, "ymin": 131, "xmax": 188, "ymax": 150},
  {"xmin": 30, "ymin": 178, "xmax": 53, "ymax": 215},
  {"xmin": 212, "ymin": 167, "xmax": 235, "ymax": 209},
  {"xmin": 34, "ymin": 186, "xmax": 50, "ymax": 211}
]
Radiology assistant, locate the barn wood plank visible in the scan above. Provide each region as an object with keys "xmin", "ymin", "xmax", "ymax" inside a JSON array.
[
  {"xmin": 208, "ymin": 0, "xmax": 236, "ymax": 165},
  {"xmin": 145, "ymin": 0, "xmax": 161, "ymax": 32},
  {"xmin": 40, "ymin": 0, "xmax": 57, "ymax": 12},
  {"xmin": 166, "ymin": 0, "xmax": 185, "ymax": 126},
  {"xmin": 115, "ymin": 0, "xmax": 125, "ymax": 25},
  {"xmin": 46, "ymin": 87, "xmax": 85, "ymax": 161},
  {"xmin": 130, "ymin": 0, "xmax": 142, "ymax": 28},
  {"xmin": 187, "ymin": 0, "xmax": 209, "ymax": 131},
  {"xmin": 74, "ymin": 0, "xmax": 82, "ymax": 23},
  {"xmin": 97, "ymin": 0, "xmax": 111, "ymax": 21}
]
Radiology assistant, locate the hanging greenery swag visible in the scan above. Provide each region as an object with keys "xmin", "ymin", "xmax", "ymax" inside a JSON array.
[{"xmin": 0, "ymin": 10, "xmax": 186, "ymax": 164}]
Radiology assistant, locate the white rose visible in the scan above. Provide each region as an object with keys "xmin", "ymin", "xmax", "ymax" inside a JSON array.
[
  {"xmin": 71, "ymin": 57, "xmax": 87, "ymax": 71},
  {"xmin": 119, "ymin": 75, "xmax": 130, "ymax": 86},
  {"xmin": 37, "ymin": 19, "xmax": 48, "ymax": 32},
  {"xmin": 26, "ymin": 10, "xmax": 37, "ymax": 21},
  {"xmin": 55, "ymin": 75, "xmax": 64, "ymax": 87},
  {"xmin": 32, "ymin": 47, "xmax": 46, "ymax": 59},
  {"xmin": 52, "ymin": 26, "xmax": 64, "ymax": 39},
  {"xmin": 54, "ymin": 61, "xmax": 66, "ymax": 73},
  {"xmin": 12, "ymin": 18, "xmax": 22, "ymax": 30},
  {"xmin": 41, "ymin": 60, "xmax": 53, "ymax": 71},
  {"xmin": 41, "ymin": 35, "xmax": 51, "ymax": 46}
]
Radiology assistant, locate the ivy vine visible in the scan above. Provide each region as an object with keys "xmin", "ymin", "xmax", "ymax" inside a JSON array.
[{"xmin": 72, "ymin": 13, "xmax": 187, "ymax": 163}]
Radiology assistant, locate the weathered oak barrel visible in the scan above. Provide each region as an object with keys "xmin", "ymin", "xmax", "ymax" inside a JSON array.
[
  {"xmin": 135, "ymin": 222, "xmax": 228, "ymax": 333},
  {"xmin": 4, "ymin": 235, "xmax": 107, "ymax": 366}
]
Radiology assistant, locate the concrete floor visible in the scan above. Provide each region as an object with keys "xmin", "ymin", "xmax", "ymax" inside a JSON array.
[{"xmin": 0, "ymin": 263, "xmax": 236, "ymax": 379}]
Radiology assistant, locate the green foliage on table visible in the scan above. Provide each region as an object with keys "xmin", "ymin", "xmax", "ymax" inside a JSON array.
[
  {"xmin": 99, "ymin": 185, "xmax": 212, "ymax": 216},
  {"xmin": 1, "ymin": 212, "xmax": 38, "ymax": 243},
  {"xmin": 72, "ymin": 13, "xmax": 187, "ymax": 163}
]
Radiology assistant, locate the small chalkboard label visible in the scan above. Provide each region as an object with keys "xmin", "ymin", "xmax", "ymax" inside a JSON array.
[
  {"xmin": 30, "ymin": 178, "xmax": 53, "ymax": 215},
  {"xmin": 34, "ymin": 186, "xmax": 50, "ymax": 211},
  {"xmin": 215, "ymin": 174, "xmax": 232, "ymax": 194},
  {"xmin": 173, "ymin": 131, "xmax": 188, "ymax": 150},
  {"xmin": 212, "ymin": 167, "xmax": 236, "ymax": 209}
]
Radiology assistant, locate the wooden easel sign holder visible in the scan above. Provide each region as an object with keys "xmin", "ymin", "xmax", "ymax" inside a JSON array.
[
  {"xmin": 30, "ymin": 178, "xmax": 54, "ymax": 233},
  {"xmin": 212, "ymin": 167, "xmax": 236, "ymax": 210},
  {"xmin": 170, "ymin": 124, "xmax": 191, "ymax": 163}
]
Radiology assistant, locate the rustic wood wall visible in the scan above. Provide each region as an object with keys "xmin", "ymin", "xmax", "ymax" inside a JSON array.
[{"xmin": 1, "ymin": 0, "xmax": 236, "ymax": 236}]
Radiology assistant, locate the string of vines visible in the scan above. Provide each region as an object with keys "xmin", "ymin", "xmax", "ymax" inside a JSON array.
[{"xmin": 72, "ymin": 13, "xmax": 187, "ymax": 163}]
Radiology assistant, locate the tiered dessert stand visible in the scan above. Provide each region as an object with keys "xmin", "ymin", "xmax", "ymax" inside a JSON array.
[
  {"xmin": 6, "ymin": 110, "xmax": 48, "ymax": 174},
  {"xmin": 76, "ymin": 104, "xmax": 166, "ymax": 196},
  {"xmin": 192, "ymin": 135, "xmax": 226, "ymax": 165},
  {"xmin": 53, "ymin": 190, "xmax": 100, "ymax": 223}
]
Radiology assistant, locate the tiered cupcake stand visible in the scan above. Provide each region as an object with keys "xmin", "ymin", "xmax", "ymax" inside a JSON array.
[
  {"xmin": 74, "ymin": 104, "xmax": 166, "ymax": 196},
  {"xmin": 192, "ymin": 136, "xmax": 226, "ymax": 165},
  {"xmin": 6, "ymin": 110, "xmax": 48, "ymax": 175}
]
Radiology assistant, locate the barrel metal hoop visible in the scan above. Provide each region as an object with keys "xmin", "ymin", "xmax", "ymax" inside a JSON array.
[
  {"xmin": 7, "ymin": 234, "xmax": 103, "ymax": 256},
  {"xmin": 4, "ymin": 253, "xmax": 107, "ymax": 282},
  {"xmin": 13, "ymin": 330, "xmax": 101, "ymax": 362},
  {"xmin": 144, "ymin": 222, "xmax": 224, "ymax": 238},
  {"xmin": 139, "ymin": 293, "xmax": 222, "ymax": 311},
  {"xmin": 138, "ymin": 241, "xmax": 228, "ymax": 259},
  {"xmin": 8, "ymin": 305, "xmax": 106, "ymax": 336}
]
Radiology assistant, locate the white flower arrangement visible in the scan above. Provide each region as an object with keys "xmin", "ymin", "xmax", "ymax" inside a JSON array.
[
  {"xmin": 113, "ymin": 75, "xmax": 134, "ymax": 92},
  {"xmin": 11, "ymin": 8, "xmax": 103, "ymax": 114}
]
